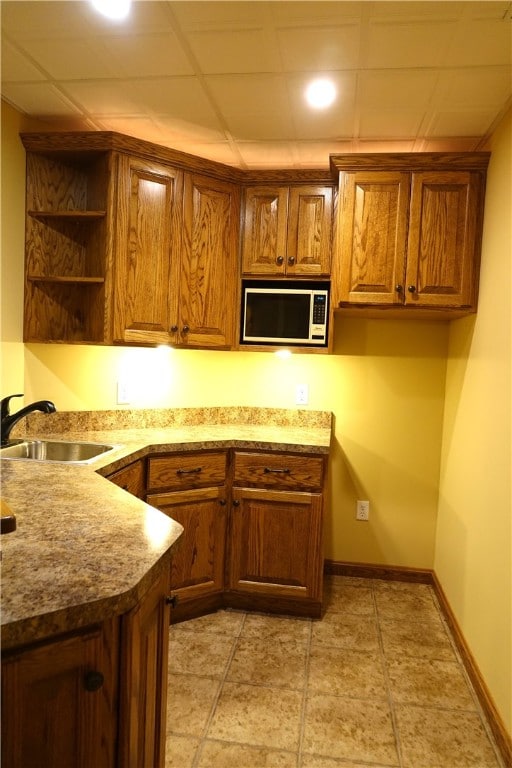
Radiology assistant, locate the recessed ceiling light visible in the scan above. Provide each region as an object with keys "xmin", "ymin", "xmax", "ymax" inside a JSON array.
[
  {"xmin": 305, "ymin": 78, "xmax": 337, "ymax": 110},
  {"xmin": 91, "ymin": 0, "xmax": 131, "ymax": 20}
]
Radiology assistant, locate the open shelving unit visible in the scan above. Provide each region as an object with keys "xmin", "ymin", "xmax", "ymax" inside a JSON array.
[{"xmin": 23, "ymin": 150, "xmax": 113, "ymax": 343}]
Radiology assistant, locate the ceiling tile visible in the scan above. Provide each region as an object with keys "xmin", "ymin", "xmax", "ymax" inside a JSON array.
[
  {"xmin": 425, "ymin": 109, "xmax": 500, "ymax": 136},
  {"xmin": 205, "ymin": 73, "xmax": 290, "ymax": 116},
  {"xmin": 359, "ymin": 109, "xmax": 425, "ymax": 138},
  {"xmin": 186, "ymin": 28, "xmax": 281, "ymax": 74},
  {"xmin": 358, "ymin": 70, "xmax": 438, "ymax": 108},
  {"xmin": 0, "ymin": 1, "xmax": 95, "ymax": 39},
  {"xmin": 99, "ymin": 32, "xmax": 195, "ymax": 77},
  {"xmin": 1, "ymin": 40, "xmax": 46, "ymax": 82},
  {"xmin": 365, "ymin": 20, "xmax": 456, "ymax": 68},
  {"xmin": 277, "ymin": 23, "xmax": 360, "ymax": 71},
  {"xmin": 128, "ymin": 78, "xmax": 223, "ymax": 129},
  {"xmin": 153, "ymin": 116, "xmax": 227, "ymax": 143},
  {"xmin": 237, "ymin": 141, "xmax": 297, "ymax": 168},
  {"xmin": 59, "ymin": 80, "xmax": 148, "ymax": 116},
  {"xmin": 1, "ymin": 82, "xmax": 83, "ymax": 116},
  {"xmin": 434, "ymin": 67, "xmax": 512, "ymax": 108},
  {"xmin": 15, "ymin": 37, "xmax": 119, "ymax": 80},
  {"xmin": 169, "ymin": 1, "xmax": 269, "ymax": 30},
  {"xmin": 444, "ymin": 19, "xmax": 511, "ymax": 66}
]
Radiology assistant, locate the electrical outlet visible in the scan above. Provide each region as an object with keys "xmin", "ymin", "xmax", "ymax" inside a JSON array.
[
  {"xmin": 117, "ymin": 380, "xmax": 131, "ymax": 405},
  {"xmin": 356, "ymin": 500, "xmax": 370, "ymax": 521},
  {"xmin": 296, "ymin": 383, "xmax": 309, "ymax": 405}
]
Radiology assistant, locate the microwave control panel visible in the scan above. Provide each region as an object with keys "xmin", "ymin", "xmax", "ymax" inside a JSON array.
[{"xmin": 311, "ymin": 293, "xmax": 328, "ymax": 339}]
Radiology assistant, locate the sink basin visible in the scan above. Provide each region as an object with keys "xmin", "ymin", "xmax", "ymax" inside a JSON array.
[{"xmin": 0, "ymin": 439, "xmax": 119, "ymax": 464}]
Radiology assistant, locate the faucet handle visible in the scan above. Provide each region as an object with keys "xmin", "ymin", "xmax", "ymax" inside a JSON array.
[{"xmin": 0, "ymin": 394, "xmax": 24, "ymax": 420}]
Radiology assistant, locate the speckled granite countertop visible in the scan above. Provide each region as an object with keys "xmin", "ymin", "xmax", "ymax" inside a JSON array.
[{"xmin": 1, "ymin": 408, "xmax": 332, "ymax": 651}]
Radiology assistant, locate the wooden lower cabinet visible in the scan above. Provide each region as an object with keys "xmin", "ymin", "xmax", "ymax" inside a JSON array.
[
  {"xmin": 226, "ymin": 451, "xmax": 326, "ymax": 617},
  {"xmin": 118, "ymin": 567, "xmax": 171, "ymax": 768},
  {"xmin": 1, "ymin": 621, "xmax": 119, "ymax": 768},
  {"xmin": 1, "ymin": 568, "xmax": 171, "ymax": 768},
  {"xmin": 107, "ymin": 458, "xmax": 146, "ymax": 499},
  {"xmin": 146, "ymin": 487, "xmax": 227, "ymax": 617},
  {"xmin": 146, "ymin": 451, "xmax": 228, "ymax": 620},
  {"xmin": 227, "ymin": 488, "xmax": 323, "ymax": 617}
]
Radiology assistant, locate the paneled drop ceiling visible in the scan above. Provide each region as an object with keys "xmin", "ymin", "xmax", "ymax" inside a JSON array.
[{"xmin": 1, "ymin": 0, "xmax": 511, "ymax": 169}]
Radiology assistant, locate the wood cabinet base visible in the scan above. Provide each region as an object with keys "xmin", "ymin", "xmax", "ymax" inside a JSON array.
[{"xmin": 223, "ymin": 591, "xmax": 322, "ymax": 619}]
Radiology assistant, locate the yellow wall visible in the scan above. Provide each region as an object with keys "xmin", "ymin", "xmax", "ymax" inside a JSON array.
[{"xmin": 435, "ymin": 110, "xmax": 511, "ymax": 733}]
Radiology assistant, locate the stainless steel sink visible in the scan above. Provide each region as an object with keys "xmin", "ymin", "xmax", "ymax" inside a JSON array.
[{"xmin": 0, "ymin": 439, "xmax": 119, "ymax": 464}]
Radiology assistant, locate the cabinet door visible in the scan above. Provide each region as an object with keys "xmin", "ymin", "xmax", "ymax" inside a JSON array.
[
  {"xmin": 147, "ymin": 487, "xmax": 227, "ymax": 601},
  {"xmin": 118, "ymin": 569, "xmax": 171, "ymax": 768},
  {"xmin": 287, "ymin": 185, "xmax": 333, "ymax": 275},
  {"xmin": 241, "ymin": 186, "xmax": 289, "ymax": 275},
  {"xmin": 2, "ymin": 622, "xmax": 118, "ymax": 768},
  {"xmin": 179, "ymin": 174, "xmax": 240, "ymax": 348},
  {"xmin": 228, "ymin": 488, "xmax": 323, "ymax": 603},
  {"xmin": 107, "ymin": 459, "xmax": 146, "ymax": 499},
  {"xmin": 333, "ymin": 171, "xmax": 410, "ymax": 306},
  {"xmin": 113, "ymin": 156, "xmax": 183, "ymax": 344},
  {"xmin": 406, "ymin": 171, "xmax": 481, "ymax": 308}
]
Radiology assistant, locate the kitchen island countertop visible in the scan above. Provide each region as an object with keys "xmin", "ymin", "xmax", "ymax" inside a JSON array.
[{"xmin": 1, "ymin": 407, "xmax": 332, "ymax": 650}]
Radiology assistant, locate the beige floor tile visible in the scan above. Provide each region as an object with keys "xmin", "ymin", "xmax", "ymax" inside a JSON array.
[
  {"xmin": 324, "ymin": 575, "xmax": 375, "ymax": 588},
  {"xmin": 197, "ymin": 740, "xmax": 298, "ymax": 767},
  {"xmin": 308, "ymin": 646, "xmax": 388, "ymax": 700},
  {"xmin": 374, "ymin": 585, "xmax": 440, "ymax": 622},
  {"xmin": 323, "ymin": 584, "xmax": 375, "ymax": 616},
  {"xmin": 165, "ymin": 733, "xmax": 200, "ymax": 768},
  {"xmin": 241, "ymin": 613, "xmax": 311, "ymax": 644},
  {"xmin": 167, "ymin": 673, "xmax": 221, "ymax": 737},
  {"xmin": 380, "ymin": 617, "xmax": 456, "ymax": 661},
  {"xmin": 302, "ymin": 755, "xmax": 391, "ymax": 768},
  {"xmin": 387, "ymin": 658, "xmax": 476, "ymax": 709},
  {"xmin": 302, "ymin": 694, "xmax": 399, "ymax": 765},
  {"xmin": 311, "ymin": 612, "xmax": 379, "ymax": 652},
  {"xmin": 176, "ymin": 609, "xmax": 246, "ymax": 636},
  {"xmin": 395, "ymin": 704, "xmax": 501, "ymax": 767},
  {"xmin": 169, "ymin": 628, "xmax": 236, "ymax": 677},
  {"xmin": 227, "ymin": 636, "xmax": 307, "ymax": 689},
  {"xmin": 207, "ymin": 681, "xmax": 303, "ymax": 751}
]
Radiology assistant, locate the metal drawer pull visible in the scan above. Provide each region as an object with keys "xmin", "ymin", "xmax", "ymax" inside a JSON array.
[
  {"xmin": 264, "ymin": 467, "xmax": 291, "ymax": 474},
  {"xmin": 176, "ymin": 467, "xmax": 202, "ymax": 475}
]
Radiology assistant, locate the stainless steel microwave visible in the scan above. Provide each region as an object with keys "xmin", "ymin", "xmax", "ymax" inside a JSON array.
[{"xmin": 241, "ymin": 281, "xmax": 329, "ymax": 347}]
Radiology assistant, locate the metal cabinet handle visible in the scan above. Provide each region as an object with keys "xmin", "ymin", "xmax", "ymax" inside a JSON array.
[
  {"xmin": 166, "ymin": 594, "xmax": 178, "ymax": 607},
  {"xmin": 170, "ymin": 325, "xmax": 178, "ymax": 332},
  {"xmin": 176, "ymin": 467, "xmax": 202, "ymax": 475},
  {"xmin": 219, "ymin": 499, "xmax": 227, "ymax": 506},
  {"xmin": 395, "ymin": 285, "xmax": 403, "ymax": 293},
  {"xmin": 232, "ymin": 500, "xmax": 240, "ymax": 507},
  {"xmin": 84, "ymin": 670, "xmax": 104, "ymax": 692},
  {"xmin": 276, "ymin": 256, "xmax": 284, "ymax": 265},
  {"xmin": 181, "ymin": 325, "xmax": 190, "ymax": 334},
  {"xmin": 408, "ymin": 285, "xmax": 416, "ymax": 293},
  {"xmin": 264, "ymin": 467, "xmax": 291, "ymax": 474},
  {"xmin": 288, "ymin": 256, "xmax": 295, "ymax": 265}
]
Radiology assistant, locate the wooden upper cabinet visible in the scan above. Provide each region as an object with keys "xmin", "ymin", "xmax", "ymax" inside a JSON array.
[
  {"xmin": 242, "ymin": 185, "xmax": 333, "ymax": 276},
  {"xmin": 406, "ymin": 171, "xmax": 481, "ymax": 308},
  {"xmin": 113, "ymin": 156, "xmax": 183, "ymax": 345},
  {"xmin": 333, "ymin": 171, "xmax": 410, "ymax": 306},
  {"xmin": 331, "ymin": 153, "xmax": 489, "ymax": 316},
  {"xmin": 179, "ymin": 173, "xmax": 240, "ymax": 348}
]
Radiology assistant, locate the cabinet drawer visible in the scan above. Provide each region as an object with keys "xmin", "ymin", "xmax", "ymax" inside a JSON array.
[
  {"xmin": 147, "ymin": 452, "xmax": 227, "ymax": 491},
  {"xmin": 108, "ymin": 459, "xmax": 145, "ymax": 499},
  {"xmin": 234, "ymin": 452, "xmax": 324, "ymax": 491}
]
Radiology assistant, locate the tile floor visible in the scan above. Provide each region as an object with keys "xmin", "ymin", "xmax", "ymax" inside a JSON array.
[{"xmin": 166, "ymin": 577, "xmax": 504, "ymax": 768}]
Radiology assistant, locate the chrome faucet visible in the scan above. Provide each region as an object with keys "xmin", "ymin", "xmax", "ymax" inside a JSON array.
[{"xmin": 1, "ymin": 394, "xmax": 56, "ymax": 446}]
